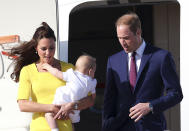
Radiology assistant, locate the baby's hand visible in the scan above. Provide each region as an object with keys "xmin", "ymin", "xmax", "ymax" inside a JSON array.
[{"xmin": 42, "ymin": 63, "xmax": 52, "ymax": 71}]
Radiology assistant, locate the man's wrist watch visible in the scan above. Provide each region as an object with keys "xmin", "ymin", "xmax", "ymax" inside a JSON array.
[
  {"xmin": 74, "ymin": 102, "xmax": 78, "ymax": 110},
  {"xmin": 149, "ymin": 103, "xmax": 154, "ymax": 113}
]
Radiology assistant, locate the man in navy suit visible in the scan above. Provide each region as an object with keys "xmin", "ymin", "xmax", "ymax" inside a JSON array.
[{"xmin": 102, "ymin": 12, "xmax": 183, "ymax": 131}]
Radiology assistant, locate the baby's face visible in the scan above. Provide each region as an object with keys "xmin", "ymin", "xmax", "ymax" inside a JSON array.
[{"xmin": 89, "ymin": 65, "xmax": 96, "ymax": 78}]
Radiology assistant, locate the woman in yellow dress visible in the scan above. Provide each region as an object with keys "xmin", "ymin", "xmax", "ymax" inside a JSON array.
[{"xmin": 10, "ymin": 22, "xmax": 95, "ymax": 131}]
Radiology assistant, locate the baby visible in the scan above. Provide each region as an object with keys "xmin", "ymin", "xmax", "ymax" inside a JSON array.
[{"xmin": 43, "ymin": 54, "xmax": 97, "ymax": 131}]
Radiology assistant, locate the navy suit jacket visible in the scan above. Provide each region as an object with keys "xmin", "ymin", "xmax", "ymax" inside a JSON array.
[{"xmin": 102, "ymin": 44, "xmax": 183, "ymax": 131}]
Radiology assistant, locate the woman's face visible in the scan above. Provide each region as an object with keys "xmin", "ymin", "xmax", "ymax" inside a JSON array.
[{"xmin": 36, "ymin": 38, "xmax": 55, "ymax": 64}]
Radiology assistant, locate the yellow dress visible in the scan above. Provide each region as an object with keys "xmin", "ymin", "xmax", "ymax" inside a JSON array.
[{"xmin": 17, "ymin": 61, "xmax": 74, "ymax": 131}]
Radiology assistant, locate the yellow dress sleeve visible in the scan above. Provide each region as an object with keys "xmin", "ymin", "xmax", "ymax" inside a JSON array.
[
  {"xmin": 60, "ymin": 61, "xmax": 75, "ymax": 72},
  {"xmin": 17, "ymin": 66, "xmax": 31, "ymax": 100}
]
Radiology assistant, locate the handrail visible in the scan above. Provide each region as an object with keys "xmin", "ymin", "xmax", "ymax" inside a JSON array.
[
  {"xmin": 1, "ymin": 51, "xmax": 18, "ymax": 59},
  {"xmin": 0, "ymin": 35, "xmax": 20, "ymax": 45},
  {"xmin": 0, "ymin": 35, "xmax": 20, "ymax": 59}
]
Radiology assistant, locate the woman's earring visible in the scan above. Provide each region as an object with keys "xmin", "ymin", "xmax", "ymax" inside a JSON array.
[{"xmin": 35, "ymin": 51, "xmax": 38, "ymax": 54}]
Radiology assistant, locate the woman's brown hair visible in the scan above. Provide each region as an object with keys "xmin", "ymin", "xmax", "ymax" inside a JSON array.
[{"xmin": 10, "ymin": 22, "xmax": 56, "ymax": 82}]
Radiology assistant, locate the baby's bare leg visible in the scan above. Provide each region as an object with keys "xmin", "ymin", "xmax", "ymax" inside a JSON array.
[
  {"xmin": 45, "ymin": 113, "xmax": 59, "ymax": 131},
  {"xmin": 72, "ymin": 124, "xmax": 75, "ymax": 131}
]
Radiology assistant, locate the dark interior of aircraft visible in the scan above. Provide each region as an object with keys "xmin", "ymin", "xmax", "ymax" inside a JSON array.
[{"xmin": 67, "ymin": 1, "xmax": 179, "ymax": 130}]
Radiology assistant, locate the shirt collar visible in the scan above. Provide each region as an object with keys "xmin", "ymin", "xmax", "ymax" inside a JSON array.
[{"xmin": 128, "ymin": 40, "xmax": 146, "ymax": 58}]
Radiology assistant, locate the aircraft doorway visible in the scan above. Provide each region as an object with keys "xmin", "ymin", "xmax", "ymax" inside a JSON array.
[{"xmin": 67, "ymin": 1, "xmax": 180, "ymax": 131}]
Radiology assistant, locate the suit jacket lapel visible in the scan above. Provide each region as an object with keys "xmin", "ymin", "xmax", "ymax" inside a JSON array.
[
  {"xmin": 134, "ymin": 44, "xmax": 152, "ymax": 92},
  {"xmin": 121, "ymin": 51, "xmax": 133, "ymax": 94},
  {"xmin": 121, "ymin": 51, "xmax": 129, "ymax": 82}
]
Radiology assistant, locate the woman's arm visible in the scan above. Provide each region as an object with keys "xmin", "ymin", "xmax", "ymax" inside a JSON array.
[
  {"xmin": 18, "ymin": 99, "xmax": 60, "ymax": 114},
  {"xmin": 76, "ymin": 93, "xmax": 96, "ymax": 110},
  {"xmin": 54, "ymin": 94, "xmax": 96, "ymax": 119}
]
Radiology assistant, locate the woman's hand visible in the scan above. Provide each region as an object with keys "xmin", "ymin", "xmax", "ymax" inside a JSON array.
[
  {"xmin": 53, "ymin": 94, "xmax": 96, "ymax": 120},
  {"xmin": 50, "ymin": 104, "xmax": 61, "ymax": 114},
  {"xmin": 54, "ymin": 102, "xmax": 75, "ymax": 120}
]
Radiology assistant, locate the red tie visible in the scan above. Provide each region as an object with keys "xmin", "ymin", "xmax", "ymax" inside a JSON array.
[{"xmin": 129, "ymin": 52, "xmax": 137, "ymax": 91}]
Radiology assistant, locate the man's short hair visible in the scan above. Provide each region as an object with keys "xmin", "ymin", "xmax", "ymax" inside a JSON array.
[{"xmin": 115, "ymin": 12, "xmax": 141, "ymax": 34}]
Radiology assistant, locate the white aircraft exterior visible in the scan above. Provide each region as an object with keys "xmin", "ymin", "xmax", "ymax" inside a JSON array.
[{"xmin": 0, "ymin": 0, "xmax": 188, "ymax": 131}]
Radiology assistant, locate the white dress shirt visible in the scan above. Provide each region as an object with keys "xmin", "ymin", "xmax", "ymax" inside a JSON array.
[{"xmin": 128, "ymin": 40, "xmax": 146, "ymax": 74}]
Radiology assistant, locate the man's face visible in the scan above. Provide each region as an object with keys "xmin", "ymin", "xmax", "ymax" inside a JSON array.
[{"xmin": 117, "ymin": 25, "xmax": 141, "ymax": 53}]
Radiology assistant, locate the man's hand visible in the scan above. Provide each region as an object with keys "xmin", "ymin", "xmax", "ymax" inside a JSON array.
[
  {"xmin": 54, "ymin": 102, "xmax": 74, "ymax": 120},
  {"xmin": 129, "ymin": 103, "xmax": 151, "ymax": 122}
]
